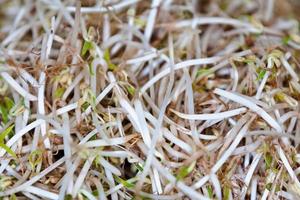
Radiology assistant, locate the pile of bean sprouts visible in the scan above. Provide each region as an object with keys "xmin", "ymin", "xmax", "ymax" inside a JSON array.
[{"xmin": 1, "ymin": 0, "xmax": 300, "ymax": 199}]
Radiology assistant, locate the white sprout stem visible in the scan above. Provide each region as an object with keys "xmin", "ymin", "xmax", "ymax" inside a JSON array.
[
  {"xmin": 134, "ymin": 100, "xmax": 152, "ymax": 148},
  {"xmin": 276, "ymin": 145, "xmax": 300, "ymax": 188},
  {"xmin": 0, "ymin": 160, "xmax": 11, "ymax": 177},
  {"xmin": 105, "ymin": 167, "xmax": 118, "ymax": 200},
  {"xmin": 144, "ymin": 0, "xmax": 162, "ymax": 42},
  {"xmin": 280, "ymin": 55, "xmax": 299, "ymax": 82},
  {"xmin": 287, "ymin": 39, "xmax": 300, "ymax": 49},
  {"xmin": 138, "ymin": 142, "xmax": 210, "ymax": 200},
  {"xmin": 0, "ymin": 72, "xmax": 37, "ymax": 101},
  {"xmin": 19, "ymin": 68, "xmax": 39, "ymax": 87},
  {"xmin": 126, "ymin": 51, "xmax": 158, "ymax": 65},
  {"xmin": 45, "ymin": 16, "xmax": 55, "ymax": 59},
  {"xmin": 5, "ymin": 164, "xmax": 22, "ymax": 180},
  {"xmin": 210, "ymin": 173, "xmax": 222, "ymax": 200},
  {"xmin": 231, "ymin": 61, "xmax": 239, "ymax": 91},
  {"xmin": 193, "ymin": 175, "xmax": 211, "ymax": 189},
  {"xmin": 20, "ymin": 80, "xmax": 30, "ymax": 127},
  {"xmin": 212, "ymin": 114, "xmax": 250, "ymax": 158},
  {"xmin": 22, "ymin": 192, "xmax": 40, "ymax": 200},
  {"xmin": 78, "ymin": 123, "xmax": 117, "ymax": 145},
  {"xmin": 162, "ymin": 128, "xmax": 192, "ymax": 154},
  {"xmin": 93, "ymin": 179, "xmax": 107, "ymax": 200},
  {"xmin": 55, "ymin": 102, "xmax": 78, "ymax": 116},
  {"xmin": 241, "ymin": 153, "xmax": 263, "ymax": 199},
  {"xmin": 214, "ymin": 88, "xmax": 283, "ymax": 133},
  {"xmin": 1, "ymin": 1, "xmax": 299, "ymax": 199},
  {"xmin": 233, "ymin": 141, "xmax": 261, "ymax": 155},
  {"xmin": 36, "ymin": 0, "xmax": 49, "ymax": 32},
  {"xmin": 175, "ymin": 17, "xmax": 261, "ymax": 33},
  {"xmin": 62, "ymin": 71, "xmax": 84, "ymax": 100},
  {"xmin": 162, "ymin": 143, "xmax": 189, "ymax": 159},
  {"xmin": 99, "ymin": 156, "xmax": 122, "ymax": 176},
  {"xmin": 279, "ymin": 111, "xmax": 299, "ymax": 124},
  {"xmin": 140, "ymin": 56, "xmax": 222, "ymax": 93},
  {"xmin": 194, "ymin": 116, "xmax": 254, "ymax": 189},
  {"xmin": 152, "ymin": 169, "xmax": 163, "ymax": 194},
  {"xmin": 38, "ymin": 72, "xmax": 51, "ymax": 149},
  {"xmin": 72, "ymin": 156, "xmax": 95, "ymax": 197},
  {"xmin": 24, "ymin": 186, "xmax": 59, "ymax": 200},
  {"xmin": 261, "ymin": 171, "xmax": 276, "ymax": 200},
  {"xmin": 183, "ymin": 68, "xmax": 199, "ymax": 145},
  {"xmin": 250, "ymin": 176, "xmax": 258, "ymax": 200},
  {"xmin": 48, "ymin": 0, "xmax": 140, "ymax": 13},
  {"xmin": 255, "ymin": 57, "xmax": 273, "ymax": 100},
  {"xmin": 79, "ymin": 189, "xmax": 97, "ymax": 200},
  {"xmin": 105, "ymin": 179, "xmax": 135, "ymax": 195},
  {"xmin": 211, "ymin": 116, "xmax": 254, "ymax": 173},
  {"xmin": 58, "ymin": 157, "xmax": 81, "ymax": 199},
  {"xmin": 62, "ymin": 113, "xmax": 73, "ymax": 189},
  {"xmin": 265, "ymin": 0, "xmax": 274, "ymax": 22},
  {"xmin": 0, "ymin": 119, "xmax": 43, "ymax": 156},
  {"xmin": 136, "ymin": 35, "xmax": 176, "ymax": 190},
  {"xmin": 171, "ymin": 107, "xmax": 247, "ymax": 120},
  {"xmin": 291, "ymin": 80, "xmax": 300, "ymax": 94},
  {"xmin": 82, "ymin": 82, "xmax": 114, "ymax": 118},
  {"xmin": 51, "ymin": 0, "xmax": 75, "ymax": 26},
  {"xmin": 277, "ymin": 191, "xmax": 294, "ymax": 199},
  {"xmin": 92, "ymin": 112, "xmax": 108, "ymax": 140},
  {"xmin": 177, "ymin": 182, "xmax": 209, "ymax": 200},
  {"xmin": 119, "ymin": 99, "xmax": 145, "ymax": 135},
  {"xmin": 102, "ymin": 34, "xmax": 125, "ymax": 49},
  {"xmin": 100, "ymin": 151, "xmax": 128, "ymax": 158},
  {"xmin": 30, "ymin": 126, "xmax": 40, "ymax": 152},
  {"xmin": 0, "ymin": 157, "xmax": 65, "ymax": 196},
  {"xmin": 198, "ymin": 50, "xmax": 252, "ymax": 80},
  {"xmin": 2, "ymin": 24, "xmax": 31, "ymax": 46},
  {"xmin": 83, "ymin": 135, "xmax": 134, "ymax": 148},
  {"xmin": 103, "ymin": 13, "xmax": 110, "ymax": 42},
  {"xmin": 149, "ymin": 171, "xmax": 158, "ymax": 194},
  {"xmin": 9, "ymin": 6, "xmax": 26, "ymax": 34}
]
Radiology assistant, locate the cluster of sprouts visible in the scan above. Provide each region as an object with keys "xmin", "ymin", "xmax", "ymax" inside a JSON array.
[{"xmin": 1, "ymin": 0, "xmax": 300, "ymax": 199}]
